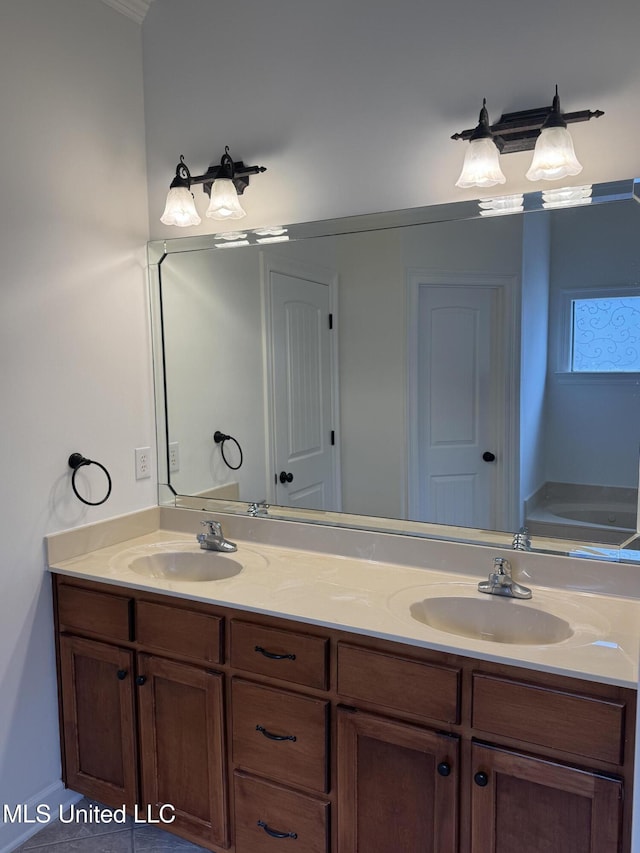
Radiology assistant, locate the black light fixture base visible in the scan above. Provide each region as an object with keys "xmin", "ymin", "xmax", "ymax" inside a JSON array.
[{"xmin": 452, "ymin": 104, "xmax": 604, "ymax": 154}]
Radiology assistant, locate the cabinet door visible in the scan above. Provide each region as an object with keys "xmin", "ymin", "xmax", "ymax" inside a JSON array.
[
  {"xmin": 137, "ymin": 654, "xmax": 228, "ymax": 849},
  {"xmin": 470, "ymin": 743, "xmax": 623, "ymax": 853},
  {"xmin": 337, "ymin": 709, "xmax": 458, "ymax": 853},
  {"xmin": 59, "ymin": 635, "xmax": 137, "ymax": 809}
]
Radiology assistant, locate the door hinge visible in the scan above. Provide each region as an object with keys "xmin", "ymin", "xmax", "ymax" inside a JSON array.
[
  {"xmin": 331, "ymin": 430, "xmax": 335, "ymax": 446},
  {"xmin": 274, "ymin": 473, "xmax": 277, "ymax": 485},
  {"xmin": 329, "ymin": 313, "xmax": 333, "ymax": 329}
]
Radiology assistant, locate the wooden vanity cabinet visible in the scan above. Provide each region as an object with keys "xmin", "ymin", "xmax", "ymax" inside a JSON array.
[
  {"xmin": 58, "ymin": 634, "xmax": 138, "ymax": 809},
  {"xmin": 52, "ymin": 574, "xmax": 635, "ymax": 853},
  {"xmin": 54, "ymin": 578, "xmax": 229, "ymax": 850}
]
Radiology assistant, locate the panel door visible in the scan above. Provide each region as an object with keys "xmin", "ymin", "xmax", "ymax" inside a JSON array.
[
  {"xmin": 417, "ymin": 284, "xmax": 499, "ymax": 528},
  {"xmin": 470, "ymin": 743, "xmax": 623, "ymax": 853},
  {"xmin": 137, "ymin": 654, "xmax": 228, "ymax": 849},
  {"xmin": 337, "ymin": 708, "xmax": 458, "ymax": 853},
  {"xmin": 270, "ymin": 271, "xmax": 336, "ymax": 510},
  {"xmin": 58, "ymin": 635, "xmax": 137, "ymax": 809}
]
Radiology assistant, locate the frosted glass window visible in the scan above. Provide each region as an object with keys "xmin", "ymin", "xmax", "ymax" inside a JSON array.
[{"xmin": 571, "ymin": 296, "xmax": 640, "ymax": 372}]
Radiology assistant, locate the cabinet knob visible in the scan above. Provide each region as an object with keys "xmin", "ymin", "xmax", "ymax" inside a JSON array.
[
  {"xmin": 474, "ymin": 771, "xmax": 489, "ymax": 787},
  {"xmin": 135, "ymin": 675, "xmax": 147, "ymax": 686},
  {"xmin": 116, "ymin": 669, "xmax": 128, "ymax": 681},
  {"xmin": 437, "ymin": 762, "xmax": 451, "ymax": 777}
]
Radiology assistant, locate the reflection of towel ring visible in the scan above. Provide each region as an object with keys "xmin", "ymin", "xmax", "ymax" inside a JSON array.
[
  {"xmin": 68, "ymin": 453, "xmax": 112, "ymax": 506},
  {"xmin": 214, "ymin": 431, "xmax": 244, "ymax": 471}
]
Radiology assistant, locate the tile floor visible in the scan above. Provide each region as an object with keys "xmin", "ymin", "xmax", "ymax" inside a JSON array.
[{"xmin": 13, "ymin": 799, "xmax": 209, "ymax": 853}]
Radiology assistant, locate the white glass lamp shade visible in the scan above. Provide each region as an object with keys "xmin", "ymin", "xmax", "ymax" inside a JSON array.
[
  {"xmin": 525, "ymin": 126, "xmax": 583, "ymax": 182},
  {"xmin": 160, "ymin": 187, "xmax": 201, "ymax": 227},
  {"xmin": 455, "ymin": 137, "xmax": 506, "ymax": 189},
  {"xmin": 205, "ymin": 178, "xmax": 247, "ymax": 220}
]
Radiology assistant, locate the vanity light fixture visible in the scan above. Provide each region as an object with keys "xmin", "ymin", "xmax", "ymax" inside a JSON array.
[
  {"xmin": 455, "ymin": 100, "xmax": 506, "ymax": 189},
  {"xmin": 161, "ymin": 146, "xmax": 266, "ymax": 227},
  {"xmin": 452, "ymin": 87, "xmax": 603, "ymax": 189}
]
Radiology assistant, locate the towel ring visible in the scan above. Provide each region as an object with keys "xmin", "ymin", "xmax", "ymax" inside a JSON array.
[
  {"xmin": 68, "ymin": 453, "xmax": 112, "ymax": 506},
  {"xmin": 214, "ymin": 431, "xmax": 244, "ymax": 471}
]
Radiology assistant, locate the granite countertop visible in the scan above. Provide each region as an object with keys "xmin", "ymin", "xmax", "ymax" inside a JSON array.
[{"xmin": 48, "ymin": 528, "xmax": 640, "ymax": 688}]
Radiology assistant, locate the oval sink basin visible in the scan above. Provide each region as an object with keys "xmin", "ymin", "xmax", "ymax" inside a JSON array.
[
  {"xmin": 129, "ymin": 551, "xmax": 242, "ymax": 583},
  {"xmin": 410, "ymin": 596, "xmax": 573, "ymax": 645}
]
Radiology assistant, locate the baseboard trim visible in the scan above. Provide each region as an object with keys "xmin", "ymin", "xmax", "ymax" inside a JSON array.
[{"xmin": 0, "ymin": 781, "xmax": 82, "ymax": 853}]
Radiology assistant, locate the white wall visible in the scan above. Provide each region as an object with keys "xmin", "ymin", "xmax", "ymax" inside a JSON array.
[
  {"xmin": 520, "ymin": 212, "xmax": 551, "ymax": 509},
  {"xmin": 143, "ymin": 0, "xmax": 640, "ymax": 240},
  {"xmin": 0, "ymin": 2, "xmax": 151, "ymax": 850},
  {"xmin": 161, "ymin": 247, "xmax": 267, "ymax": 498}
]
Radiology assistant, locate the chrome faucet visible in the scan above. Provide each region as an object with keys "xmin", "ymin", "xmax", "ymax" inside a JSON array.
[
  {"xmin": 247, "ymin": 500, "xmax": 269, "ymax": 517},
  {"xmin": 512, "ymin": 527, "xmax": 531, "ymax": 552},
  {"xmin": 197, "ymin": 520, "xmax": 237, "ymax": 553},
  {"xmin": 478, "ymin": 557, "xmax": 532, "ymax": 599}
]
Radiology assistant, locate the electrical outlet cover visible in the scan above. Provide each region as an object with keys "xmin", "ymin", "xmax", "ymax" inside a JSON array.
[{"xmin": 135, "ymin": 446, "xmax": 152, "ymax": 480}]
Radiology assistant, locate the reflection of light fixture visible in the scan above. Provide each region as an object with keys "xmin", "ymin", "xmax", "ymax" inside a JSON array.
[
  {"xmin": 453, "ymin": 88, "xmax": 603, "ymax": 188},
  {"xmin": 542, "ymin": 185, "xmax": 593, "ymax": 209},
  {"xmin": 479, "ymin": 194, "xmax": 524, "ymax": 216},
  {"xmin": 455, "ymin": 100, "xmax": 506, "ymax": 189},
  {"xmin": 161, "ymin": 146, "xmax": 266, "ymax": 227}
]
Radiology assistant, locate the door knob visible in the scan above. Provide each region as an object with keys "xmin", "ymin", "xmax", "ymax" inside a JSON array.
[
  {"xmin": 279, "ymin": 471, "xmax": 294, "ymax": 484},
  {"xmin": 482, "ymin": 451, "xmax": 496, "ymax": 462}
]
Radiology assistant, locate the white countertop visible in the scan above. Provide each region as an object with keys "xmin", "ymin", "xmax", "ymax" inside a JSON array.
[{"xmin": 48, "ymin": 528, "xmax": 640, "ymax": 689}]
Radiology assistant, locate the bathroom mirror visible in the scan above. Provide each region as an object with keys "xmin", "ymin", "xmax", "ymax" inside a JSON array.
[{"xmin": 148, "ymin": 179, "xmax": 640, "ymax": 560}]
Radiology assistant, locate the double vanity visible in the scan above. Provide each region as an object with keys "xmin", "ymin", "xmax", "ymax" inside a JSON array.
[{"xmin": 47, "ymin": 506, "xmax": 639, "ymax": 852}]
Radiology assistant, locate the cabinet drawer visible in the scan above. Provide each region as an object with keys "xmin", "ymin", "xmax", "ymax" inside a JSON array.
[
  {"xmin": 232, "ymin": 679, "xmax": 329, "ymax": 792},
  {"xmin": 234, "ymin": 772, "xmax": 329, "ymax": 853},
  {"xmin": 337, "ymin": 643, "xmax": 460, "ymax": 724},
  {"xmin": 57, "ymin": 584, "xmax": 132, "ymax": 643},
  {"xmin": 231, "ymin": 620, "xmax": 328, "ymax": 689},
  {"xmin": 472, "ymin": 674, "xmax": 626, "ymax": 765},
  {"xmin": 136, "ymin": 600, "xmax": 223, "ymax": 665}
]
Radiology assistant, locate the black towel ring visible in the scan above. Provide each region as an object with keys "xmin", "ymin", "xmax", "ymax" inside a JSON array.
[
  {"xmin": 68, "ymin": 453, "xmax": 112, "ymax": 506},
  {"xmin": 213, "ymin": 431, "xmax": 244, "ymax": 471}
]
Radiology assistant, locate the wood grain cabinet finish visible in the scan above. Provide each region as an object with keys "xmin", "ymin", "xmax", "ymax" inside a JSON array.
[
  {"xmin": 337, "ymin": 708, "xmax": 459, "ymax": 853},
  {"xmin": 337, "ymin": 642, "xmax": 460, "ymax": 724},
  {"xmin": 232, "ymin": 678, "xmax": 329, "ymax": 793},
  {"xmin": 470, "ymin": 742, "xmax": 623, "ymax": 853},
  {"xmin": 58, "ymin": 584, "xmax": 132, "ymax": 643},
  {"xmin": 234, "ymin": 772, "xmax": 330, "ymax": 853},
  {"xmin": 231, "ymin": 620, "xmax": 328, "ymax": 689},
  {"xmin": 58, "ymin": 635, "xmax": 137, "ymax": 809},
  {"xmin": 53, "ymin": 575, "xmax": 634, "ymax": 853},
  {"xmin": 136, "ymin": 599, "xmax": 223, "ymax": 665},
  {"xmin": 137, "ymin": 654, "xmax": 228, "ymax": 849},
  {"xmin": 472, "ymin": 673, "xmax": 626, "ymax": 764}
]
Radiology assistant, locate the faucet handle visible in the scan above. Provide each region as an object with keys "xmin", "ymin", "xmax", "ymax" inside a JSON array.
[
  {"xmin": 493, "ymin": 556, "xmax": 512, "ymax": 575},
  {"xmin": 201, "ymin": 519, "xmax": 222, "ymax": 536}
]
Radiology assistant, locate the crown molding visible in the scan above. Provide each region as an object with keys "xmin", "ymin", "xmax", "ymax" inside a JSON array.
[{"xmin": 99, "ymin": 0, "xmax": 154, "ymax": 24}]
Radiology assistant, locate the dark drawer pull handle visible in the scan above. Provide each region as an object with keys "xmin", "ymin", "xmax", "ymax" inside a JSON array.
[
  {"xmin": 258, "ymin": 820, "xmax": 298, "ymax": 840},
  {"xmin": 437, "ymin": 761, "xmax": 451, "ymax": 777},
  {"xmin": 256, "ymin": 724, "xmax": 297, "ymax": 742},
  {"xmin": 116, "ymin": 669, "xmax": 128, "ymax": 681},
  {"xmin": 255, "ymin": 645, "xmax": 297, "ymax": 661},
  {"xmin": 136, "ymin": 675, "xmax": 147, "ymax": 686},
  {"xmin": 474, "ymin": 771, "xmax": 489, "ymax": 787}
]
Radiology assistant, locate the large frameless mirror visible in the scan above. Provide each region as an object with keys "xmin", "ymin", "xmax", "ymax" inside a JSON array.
[{"xmin": 148, "ymin": 179, "xmax": 640, "ymax": 562}]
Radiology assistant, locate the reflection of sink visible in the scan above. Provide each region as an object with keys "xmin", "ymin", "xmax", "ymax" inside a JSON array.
[
  {"xmin": 410, "ymin": 596, "xmax": 573, "ymax": 645},
  {"xmin": 129, "ymin": 551, "xmax": 242, "ymax": 583}
]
